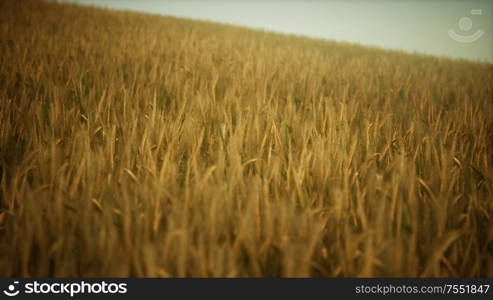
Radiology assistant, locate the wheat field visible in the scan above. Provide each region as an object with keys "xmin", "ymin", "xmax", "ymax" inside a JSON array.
[{"xmin": 0, "ymin": 0, "xmax": 492, "ymax": 277}]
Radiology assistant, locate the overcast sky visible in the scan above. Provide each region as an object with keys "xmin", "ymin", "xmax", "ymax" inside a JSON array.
[{"xmin": 60, "ymin": 0, "xmax": 492, "ymax": 63}]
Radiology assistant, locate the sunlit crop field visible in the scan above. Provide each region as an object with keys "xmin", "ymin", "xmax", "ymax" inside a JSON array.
[{"xmin": 1, "ymin": 0, "xmax": 492, "ymax": 277}]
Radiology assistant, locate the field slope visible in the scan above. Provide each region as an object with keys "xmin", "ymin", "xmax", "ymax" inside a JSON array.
[{"xmin": 0, "ymin": 0, "xmax": 492, "ymax": 277}]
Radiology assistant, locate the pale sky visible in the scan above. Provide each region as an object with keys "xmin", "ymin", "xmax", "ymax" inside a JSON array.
[{"xmin": 59, "ymin": 0, "xmax": 492, "ymax": 63}]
